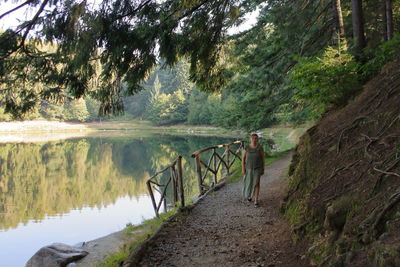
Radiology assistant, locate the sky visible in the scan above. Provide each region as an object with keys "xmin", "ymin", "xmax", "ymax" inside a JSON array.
[
  {"xmin": 0, "ymin": 1, "xmax": 37, "ymax": 30},
  {"xmin": 0, "ymin": 1, "xmax": 259, "ymax": 33}
]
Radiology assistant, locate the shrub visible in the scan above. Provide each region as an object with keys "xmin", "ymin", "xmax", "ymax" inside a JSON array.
[{"xmin": 290, "ymin": 44, "xmax": 360, "ymax": 119}]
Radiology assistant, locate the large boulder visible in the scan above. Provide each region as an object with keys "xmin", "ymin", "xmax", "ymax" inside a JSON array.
[{"xmin": 26, "ymin": 243, "xmax": 88, "ymax": 267}]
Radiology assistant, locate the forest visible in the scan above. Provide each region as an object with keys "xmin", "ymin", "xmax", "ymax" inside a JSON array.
[
  {"xmin": 1, "ymin": 0, "xmax": 399, "ymax": 131},
  {"xmin": 2, "ymin": 1, "xmax": 400, "ymax": 266}
]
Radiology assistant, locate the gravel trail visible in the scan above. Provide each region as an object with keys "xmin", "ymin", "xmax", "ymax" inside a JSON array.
[{"xmin": 138, "ymin": 153, "xmax": 310, "ymax": 267}]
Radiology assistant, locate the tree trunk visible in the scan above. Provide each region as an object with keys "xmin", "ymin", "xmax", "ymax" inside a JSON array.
[
  {"xmin": 333, "ymin": 0, "xmax": 345, "ymax": 39},
  {"xmin": 383, "ymin": 1, "xmax": 388, "ymax": 41},
  {"xmin": 351, "ymin": 0, "xmax": 366, "ymax": 53},
  {"xmin": 386, "ymin": 0, "xmax": 394, "ymax": 40}
]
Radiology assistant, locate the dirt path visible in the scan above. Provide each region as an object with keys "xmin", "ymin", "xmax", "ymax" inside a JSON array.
[{"xmin": 137, "ymin": 153, "xmax": 310, "ymax": 267}]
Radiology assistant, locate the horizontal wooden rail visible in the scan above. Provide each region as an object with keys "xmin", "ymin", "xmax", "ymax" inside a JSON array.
[
  {"xmin": 191, "ymin": 140, "xmax": 243, "ymax": 158},
  {"xmin": 192, "ymin": 140, "xmax": 244, "ymax": 195}
]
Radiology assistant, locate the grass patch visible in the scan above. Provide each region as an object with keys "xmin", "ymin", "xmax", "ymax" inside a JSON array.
[
  {"xmin": 265, "ymin": 151, "xmax": 288, "ymax": 165},
  {"xmin": 97, "ymin": 251, "xmax": 130, "ymax": 267},
  {"xmin": 226, "ymin": 160, "xmax": 242, "ymax": 184},
  {"xmin": 97, "ymin": 208, "xmax": 178, "ymax": 267},
  {"xmin": 260, "ymin": 125, "xmax": 308, "ymax": 152}
]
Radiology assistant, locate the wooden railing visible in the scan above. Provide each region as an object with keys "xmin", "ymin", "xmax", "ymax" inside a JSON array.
[
  {"xmin": 146, "ymin": 156, "xmax": 184, "ymax": 217},
  {"xmin": 191, "ymin": 140, "xmax": 244, "ymax": 195}
]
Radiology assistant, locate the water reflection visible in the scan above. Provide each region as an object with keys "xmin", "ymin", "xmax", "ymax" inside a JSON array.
[{"xmin": 0, "ymin": 134, "xmax": 232, "ymax": 266}]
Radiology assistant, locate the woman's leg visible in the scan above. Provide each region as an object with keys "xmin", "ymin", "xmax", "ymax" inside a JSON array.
[
  {"xmin": 242, "ymin": 169, "xmax": 252, "ymax": 200},
  {"xmin": 253, "ymin": 179, "xmax": 260, "ymax": 204}
]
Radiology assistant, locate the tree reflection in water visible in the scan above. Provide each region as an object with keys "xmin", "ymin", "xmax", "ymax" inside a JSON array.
[{"xmin": 0, "ymin": 134, "xmax": 231, "ymax": 231}]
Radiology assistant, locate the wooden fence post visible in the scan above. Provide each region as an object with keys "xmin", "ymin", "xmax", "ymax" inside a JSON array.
[
  {"xmin": 147, "ymin": 181, "xmax": 159, "ymax": 217},
  {"xmin": 171, "ymin": 166, "xmax": 177, "ymax": 204},
  {"xmin": 226, "ymin": 145, "xmax": 230, "ymax": 175},
  {"xmin": 213, "ymin": 148, "xmax": 218, "ymax": 184},
  {"xmin": 177, "ymin": 156, "xmax": 185, "ymax": 208},
  {"xmin": 195, "ymin": 156, "xmax": 203, "ymax": 195}
]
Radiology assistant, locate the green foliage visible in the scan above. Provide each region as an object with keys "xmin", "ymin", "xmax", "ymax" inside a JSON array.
[
  {"xmin": 85, "ymin": 97, "xmax": 101, "ymax": 120},
  {"xmin": 187, "ymin": 89, "xmax": 222, "ymax": 125},
  {"xmin": 97, "ymin": 251, "xmax": 129, "ymax": 267},
  {"xmin": 145, "ymin": 89, "xmax": 188, "ymax": 125},
  {"xmin": 291, "ymin": 45, "xmax": 361, "ymax": 119},
  {"xmin": 63, "ymin": 99, "xmax": 90, "ymax": 122},
  {"xmin": 0, "ymin": 0, "xmax": 259, "ymax": 118},
  {"xmin": 1, "ymin": 0, "xmax": 399, "ymax": 129},
  {"xmin": 39, "ymin": 101, "xmax": 65, "ymax": 120},
  {"xmin": 226, "ymin": 160, "xmax": 243, "ymax": 184},
  {"xmin": 361, "ymin": 33, "xmax": 400, "ymax": 80},
  {"xmin": 0, "ymin": 106, "xmax": 11, "ymax": 121},
  {"xmin": 290, "ymin": 33, "xmax": 400, "ymax": 120}
]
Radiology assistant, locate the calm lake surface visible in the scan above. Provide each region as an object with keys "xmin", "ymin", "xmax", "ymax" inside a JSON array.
[{"xmin": 0, "ymin": 133, "xmax": 233, "ymax": 267}]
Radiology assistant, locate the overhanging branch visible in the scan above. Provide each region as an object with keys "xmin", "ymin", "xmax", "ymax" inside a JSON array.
[{"xmin": 0, "ymin": 0, "xmax": 35, "ymax": 20}]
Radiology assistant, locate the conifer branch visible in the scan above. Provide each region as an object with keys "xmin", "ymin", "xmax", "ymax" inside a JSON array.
[
  {"xmin": 0, "ymin": 0, "xmax": 50, "ymax": 60},
  {"xmin": 0, "ymin": 0, "xmax": 35, "ymax": 20},
  {"xmin": 114, "ymin": 0, "xmax": 153, "ymax": 20}
]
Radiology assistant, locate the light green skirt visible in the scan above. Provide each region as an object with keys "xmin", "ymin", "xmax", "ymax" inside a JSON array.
[{"xmin": 242, "ymin": 168, "xmax": 261, "ymax": 198}]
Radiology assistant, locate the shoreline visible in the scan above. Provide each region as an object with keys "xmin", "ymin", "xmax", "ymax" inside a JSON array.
[
  {"xmin": 0, "ymin": 120, "xmax": 306, "ymax": 144},
  {"xmin": 0, "ymin": 120, "xmax": 244, "ymax": 143}
]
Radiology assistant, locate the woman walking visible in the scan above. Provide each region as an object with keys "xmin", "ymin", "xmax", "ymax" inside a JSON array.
[{"xmin": 242, "ymin": 133, "xmax": 265, "ymax": 207}]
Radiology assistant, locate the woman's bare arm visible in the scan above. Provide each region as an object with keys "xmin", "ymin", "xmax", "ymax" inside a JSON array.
[
  {"xmin": 260, "ymin": 147, "xmax": 265, "ymax": 175},
  {"xmin": 242, "ymin": 150, "xmax": 247, "ymax": 175}
]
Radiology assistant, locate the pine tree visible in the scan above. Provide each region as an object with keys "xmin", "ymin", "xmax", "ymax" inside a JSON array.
[
  {"xmin": 0, "ymin": 0, "xmax": 259, "ymax": 118},
  {"xmin": 351, "ymin": 0, "xmax": 366, "ymax": 53}
]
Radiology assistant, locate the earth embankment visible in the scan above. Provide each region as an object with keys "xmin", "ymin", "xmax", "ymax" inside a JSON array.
[{"xmin": 283, "ymin": 58, "xmax": 400, "ymax": 266}]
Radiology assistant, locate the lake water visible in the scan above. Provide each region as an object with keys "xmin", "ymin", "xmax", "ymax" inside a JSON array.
[{"xmin": 0, "ymin": 134, "xmax": 233, "ymax": 267}]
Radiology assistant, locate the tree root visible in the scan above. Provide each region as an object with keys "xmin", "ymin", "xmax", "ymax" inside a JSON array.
[
  {"xmin": 378, "ymin": 115, "xmax": 399, "ymax": 138},
  {"xmin": 365, "ymin": 90, "xmax": 382, "ymax": 109},
  {"xmin": 372, "ymin": 157, "xmax": 400, "ymax": 194},
  {"xmin": 328, "ymin": 160, "xmax": 361, "ymax": 180},
  {"xmin": 337, "ymin": 116, "xmax": 367, "ymax": 154},
  {"xmin": 360, "ymin": 133, "xmax": 379, "ymax": 158},
  {"xmin": 360, "ymin": 190, "xmax": 400, "ymax": 244},
  {"xmin": 373, "ymin": 167, "xmax": 400, "ymax": 177},
  {"xmin": 372, "ymin": 191, "xmax": 400, "ymax": 231},
  {"xmin": 386, "ymin": 72, "xmax": 400, "ymax": 97}
]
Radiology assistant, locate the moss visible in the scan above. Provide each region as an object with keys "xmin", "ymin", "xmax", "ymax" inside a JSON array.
[
  {"xmin": 285, "ymin": 200, "xmax": 305, "ymax": 226},
  {"xmin": 286, "ymin": 133, "xmax": 320, "ymax": 193},
  {"xmin": 307, "ymin": 236, "xmax": 334, "ymax": 265},
  {"xmin": 372, "ymin": 246, "xmax": 400, "ymax": 267}
]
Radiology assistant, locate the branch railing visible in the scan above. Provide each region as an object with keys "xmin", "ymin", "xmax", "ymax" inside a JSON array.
[
  {"xmin": 146, "ymin": 156, "xmax": 184, "ymax": 217},
  {"xmin": 146, "ymin": 140, "xmax": 244, "ymax": 216},
  {"xmin": 191, "ymin": 140, "xmax": 244, "ymax": 195}
]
